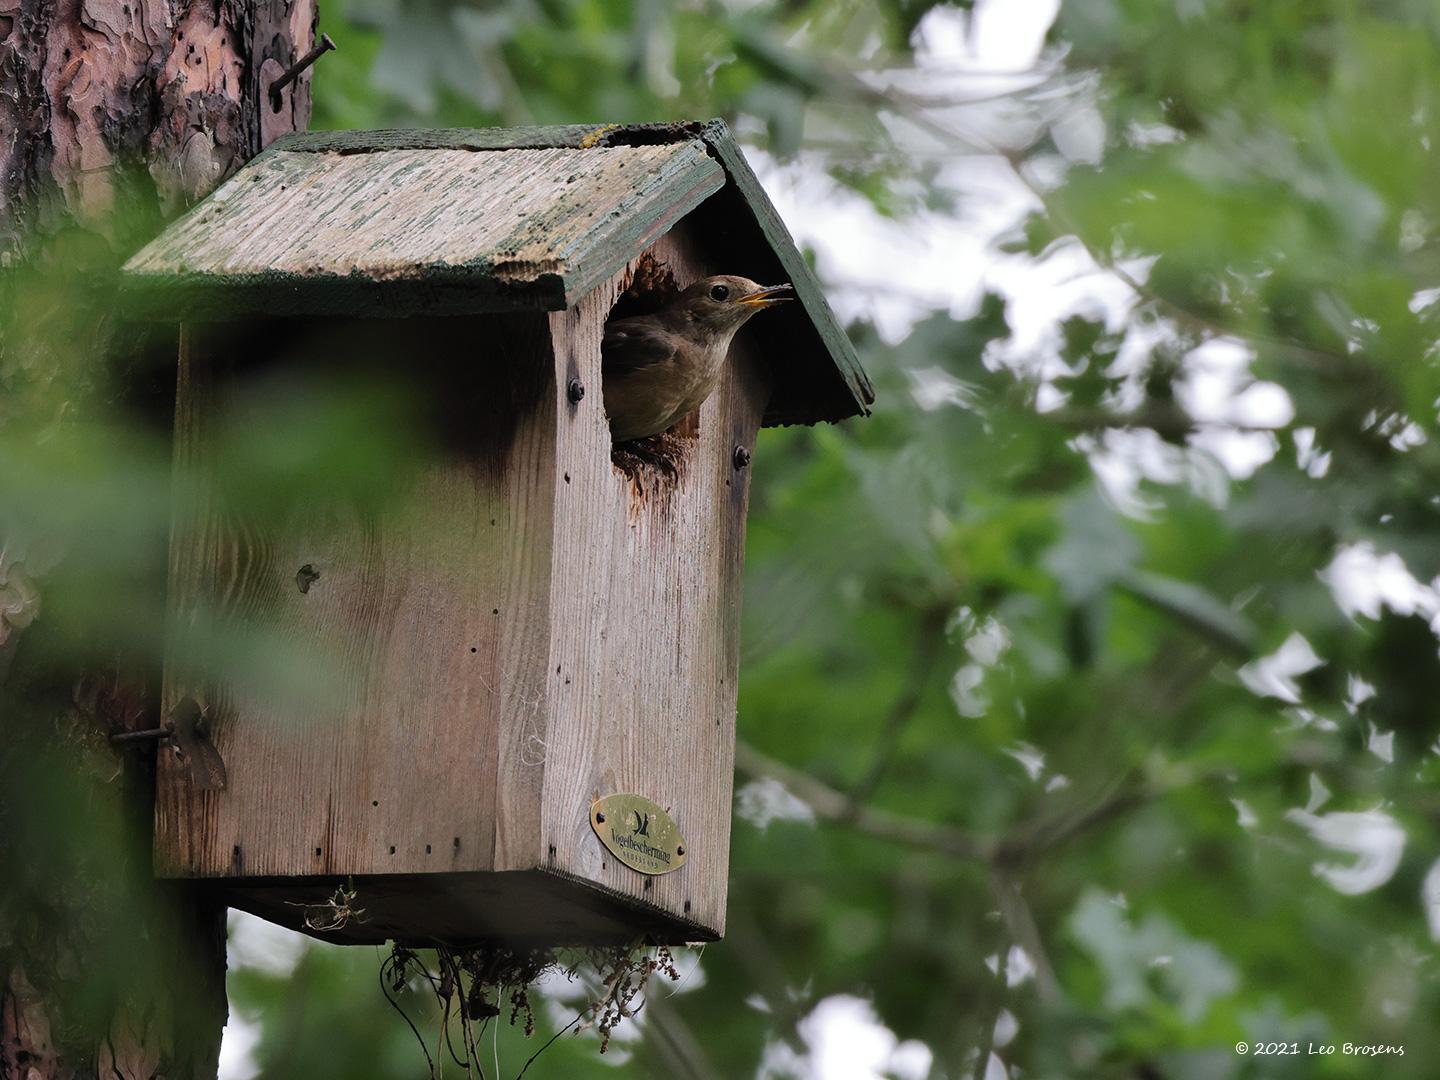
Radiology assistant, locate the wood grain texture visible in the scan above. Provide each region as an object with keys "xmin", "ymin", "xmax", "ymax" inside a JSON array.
[
  {"xmin": 158, "ymin": 219, "xmax": 767, "ymax": 944},
  {"xmin": 157, "ymin": 315, "xmax": 558, "ymax": 882},
  {"xmin": 529, "ymin": 223, "xmax": 768, "ymax": 937},
  {"xmin": 124, "ymin": 143, "xmax": 723, "ymax": 306}
]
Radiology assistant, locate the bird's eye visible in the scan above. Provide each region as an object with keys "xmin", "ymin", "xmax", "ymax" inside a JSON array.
[{"xmin": 708, "ymin": 283, "xmax": 730, "ymax": 301}]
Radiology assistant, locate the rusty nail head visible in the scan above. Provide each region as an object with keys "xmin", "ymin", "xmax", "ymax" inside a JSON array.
[
  {"xmin": 733, "ymin": 445, "xmax": 751, "ymax": 470},
  {"xmin": 567, "ymin": 378, "xmax": 585, "ymax": 404}
]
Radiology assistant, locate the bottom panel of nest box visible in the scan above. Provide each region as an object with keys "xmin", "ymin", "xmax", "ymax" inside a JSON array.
[{"xmin": 216, "ymin": 868, "xmax": 721, "ymax": 947}]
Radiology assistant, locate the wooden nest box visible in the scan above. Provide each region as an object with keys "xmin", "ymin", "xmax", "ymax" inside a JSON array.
[{"xmin": 123, "ymin": 121, "xmax": 871, "ymax": 947}]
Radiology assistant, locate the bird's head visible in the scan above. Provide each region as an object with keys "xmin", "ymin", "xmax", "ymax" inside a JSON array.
[{"xmin": 673, "ymin": 275, "xmax": 793, "ymax": 337}]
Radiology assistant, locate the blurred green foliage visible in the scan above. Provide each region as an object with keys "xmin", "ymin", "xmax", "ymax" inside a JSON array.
[{"xmin": 7, "ymin": 0, "xmax": 1440, "ymax": 1077}]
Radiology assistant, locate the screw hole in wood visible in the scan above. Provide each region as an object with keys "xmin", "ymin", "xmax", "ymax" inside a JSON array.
[{"xmin": 295, "ymin": 563, "xmax": 319, "ymax": 593}]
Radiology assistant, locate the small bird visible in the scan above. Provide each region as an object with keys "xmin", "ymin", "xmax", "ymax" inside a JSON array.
[{"xmin": 602, "ymin": 275, "xmax": 793, "ymax": 442}]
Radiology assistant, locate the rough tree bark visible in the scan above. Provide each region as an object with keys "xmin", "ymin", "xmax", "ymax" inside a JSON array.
[{"xmin": 0, "ymin": 3, "xmax": 320, "ymax": 1077}]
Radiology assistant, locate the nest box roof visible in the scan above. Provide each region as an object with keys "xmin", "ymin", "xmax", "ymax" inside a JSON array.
[{"xmin": 123, "ymin": 120, "xmax": 873, "ymax": 427}]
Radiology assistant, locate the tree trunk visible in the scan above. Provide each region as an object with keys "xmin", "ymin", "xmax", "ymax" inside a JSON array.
[{"xmin": 0, "ymin": 3, "xmax": 319, "ymax": 1076}]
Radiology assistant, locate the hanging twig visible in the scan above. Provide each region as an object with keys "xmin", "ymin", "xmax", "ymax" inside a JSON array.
[{"xmin": 379, "ymin": 950, "xmax": 436, "ymax": 1079}]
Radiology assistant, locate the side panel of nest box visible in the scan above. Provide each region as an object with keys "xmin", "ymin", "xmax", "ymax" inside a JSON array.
[
  {"xmin": 157, "ymin": 311, "xmax": 558, "ymax": 887},
  {"xmin": 521, "ymin": 225, "xmax": 769, "ymax": 940},
  {"xmin": 155, "ymin": 220, "xmax": 767, "ymax": 946}
]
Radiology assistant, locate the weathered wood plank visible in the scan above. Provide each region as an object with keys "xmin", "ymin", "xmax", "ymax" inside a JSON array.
[
  {"xmin": 156, "ymin": 316, "xmax": 556, "ymax": 880},
  {"xmin": 529, "ymin": 222, "xmax": 769, "ymax": 936},
  {"xmin": 124, "ymin": 143, "xmax": 723, "ymax": 302}
]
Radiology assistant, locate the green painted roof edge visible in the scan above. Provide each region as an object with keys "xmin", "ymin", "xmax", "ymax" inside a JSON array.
[
  {"xmin": 691, "ymin": 121, "xmax": 874, "ymax": 420},
  {"xmin": 557, "ymin": 142, "xmax": 724, "ymax": 307},
  {"xmin": 263, "ymin": 125, "xmax": 625, "ymax": 154}
]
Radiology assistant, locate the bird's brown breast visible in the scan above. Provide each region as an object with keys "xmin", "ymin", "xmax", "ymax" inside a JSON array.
[
  {"xmin": 605, "ymin": 346, "xmax": 724, "ymax": 441},
  {"xmin": 603, "ymin": 320, "xmax": 728, "ymax": 441},
  {"xmin": 600, "ymin": 274, "xmax": 787, "ymax": 441}
]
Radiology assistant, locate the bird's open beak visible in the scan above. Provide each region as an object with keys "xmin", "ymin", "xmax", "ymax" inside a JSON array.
[{"xmin": 737, "ymin": 283, "xmax": 794, "ymax": 308}]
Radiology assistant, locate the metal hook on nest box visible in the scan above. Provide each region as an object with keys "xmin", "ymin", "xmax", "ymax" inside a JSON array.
[
  {"xmin": 109, "ymin": 695, "xmax": 228, "ymax": 791},
  {"xmin": 268, "ymin": 34, "xmax": 336, "ymax": 110}
]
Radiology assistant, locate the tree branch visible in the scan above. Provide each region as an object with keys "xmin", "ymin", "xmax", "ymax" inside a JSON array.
[
  {"xmin": 850, "ymin": 603, "xmax": 951, "ymax": 804},
  {"xmin": 969, "ymin": 919, "xmax": 1009, "ymax": 1080},
  {"xmin": 989, "ymin": 869, "xmax": 1061, "ymax": 1005},
  {"xmin": 1045, "ymin": 405, "xmax": 1283, "ymax": 441},
  {"xmin": 641, "ymin": 992, "xmax": 722, "ymax": 1080},
  {"xmin": 734, "ymin": 740, "xmax": 985, "ymax": 862}
]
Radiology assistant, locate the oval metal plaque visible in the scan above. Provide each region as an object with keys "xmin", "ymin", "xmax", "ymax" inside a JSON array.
[{"xmin": 590, "ymin": 794, "xmax": 687, "ymax": 876}]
